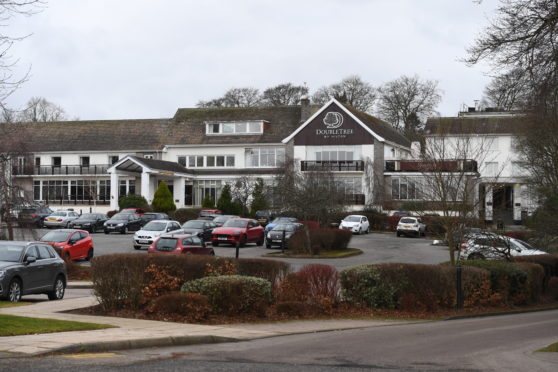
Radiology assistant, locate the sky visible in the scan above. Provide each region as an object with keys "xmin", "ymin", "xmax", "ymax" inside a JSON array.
[{"xmin": 4, "ymin": 0, "xmax": 501, "ymax": 121}]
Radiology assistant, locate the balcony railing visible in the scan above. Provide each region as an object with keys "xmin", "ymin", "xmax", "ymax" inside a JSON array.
[
  {"xmin": 301, "ymin": 160, "xmax": 364, "ymax": 172},
  {"xmin": 385, "ymin": 159, "xmax": 478, "ymax": 173},
  {"xmin": 12, "ymin": 164, "xmax": 111, "ymax": 176},
  {"xmin": 344, "ymin": 193, "xmax": 365, "ymax": 205}
]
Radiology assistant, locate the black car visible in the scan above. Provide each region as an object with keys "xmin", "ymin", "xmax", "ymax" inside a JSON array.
[
  {"xmin": 0, "ymin": 241, "xmax": 67, "ymax": 302},
  {"xmin": 103, "ymin": 213, "xmax": 142, "ymax": 234},
  {"xmin": 180, "ymin": 219, "xmax": 216, "ymax": 241},
  {"xmin": 265, "ymin": 223, "xmax": 303, "ymax": 249},
  {"xmin": 68, "ymin": 213, "xmax": 108, "ymax": 233},
  {"xmin": 255, "ymin": 210, "xmax": 275, "ymax": 226},
  {"xmin": 212, "ymin": 215, "xmax": 240, "ymax": 227},
  {"xmin": 140, "ymin": 212, "xmax": 170, "ymax": 226},
  {"xmin": 17, "ymin": 206, "xmax": 54, "ymax": 228}
]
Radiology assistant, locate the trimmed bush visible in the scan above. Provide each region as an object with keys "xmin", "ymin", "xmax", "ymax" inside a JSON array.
[
  {"xmin": 149, "ymin": 292, "xmax": 211, "ymax": 321},
  {"xmin": 181, "ymin": 275, "xmax": 272, "ymax": 315},
  {"xmin": 172, "ymin": 208, "xmax": 202, "ymax": 224},
  {"xmin": 107, "ymin": 210, "xmax": 119, "ymax": 218},
  {"xmin": 297, "ymin": 264, "xmax": 340, "ymax": 303},
  {"xmin": 152, "ymin": 181, "xmax": 176, "ymax": 213},
  {"xmin": 118, "ymin": 194, "xmax": 149, "ymax": 210},
  {"xmin": 547, "ymin": 277, "xmax": 558, "ymax": 300},
  {"xmin": 288, "ymin": 228, "xmax": 352, "ymax": 254},
  {"xmin": 235, "ymin": 258, "xmax": 291, "ymax": 286},
  {"xmin": 275, "ymin": 272, "xmax": 310, "ymax": 302},
  {"xmin": 514, "ymin": 254, "xmax": 558, "ymax": 289},
  {"xmin": 340, "ymin": 264, "xmax": 401, "ymax": 309}
]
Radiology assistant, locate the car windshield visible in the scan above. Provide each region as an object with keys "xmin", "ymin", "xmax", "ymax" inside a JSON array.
[
  {"xmin": 272, "ymin": 223, "xmax": 298, "ymax": 232},
  {"xmin": 213, "ymin": 216, "xmax": 234, "ymax": 223},
  {"xmin": 143, "ymin": 221, "xmax": 167, "ymax": 231},
  {"xmin": 223, "ymin": 220, "xmax": 248, "ymax": 228},
  {"xmin": 400, "ymin": 218, "xmax": 416, "ymax": 224},
  {"xmin": 513, "ymin": 239, "xmax": 537, "ymax": 251},
  {"xmin": 51, "ymin": 211, "xmax": 67, "ymax": 217},
  {"xmin": 155, "ymin": 238, "xmax": 178, "ymax": 250},
  {"xmin": 200, "ymin": 211, "xmax": 215, "ymax": 216},
  {"xmin": 111, "ymin": 213, "xmax": 128, "ymax": 220},
  {"xmin": 272, "ymin": 217, "xmax": 297, "ymax": 224},
  {"xmin": 40, "ymin": 231, "xmax": 71, "ymax": 242},
  {"xmin": 183, "ymin": 220, "xmax": 205, "ymax": 229},
  {"xmin": 0, "ymin": 245, "xmax": 24, "ymax": 262},
  {"xmin": 76, "ymin": 214, "xmax": 95, "ymax": 220},
  {"xmin": 344, "ymin": 216, "xmax": 361, "ymax": 222},
  {"xmin": 256, "ymin": 211, "xmax": 270, "ymax": 218}
]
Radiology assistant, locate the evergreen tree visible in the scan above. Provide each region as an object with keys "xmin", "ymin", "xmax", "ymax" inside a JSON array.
[
  {"xmin": 151, "ymin": 181, "xmax": 176, "ymax": 213},
  {"xmin": 201, "ymin": 194, "xmax": 215, "ymax": 208},
  {"xmin": 250, "ymin": 178, "xmax": 269, "ymax": 216},
  {"xmin": 118, "ymin": 194, "xmax": 149, "ymax": 210},
  {"xmin": 217, "ymin": 184, "xmax": 234, "ymax": 213}
]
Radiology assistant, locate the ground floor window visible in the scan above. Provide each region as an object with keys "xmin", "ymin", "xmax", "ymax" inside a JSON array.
[
  {"xmin": 392, "ymin": 177, "xmax": 420, "ymax": 200},
  {"xmin": 193, "ymin": 180, "xmax": 222, "ymax": 206},
  {"xmin": 33, "ymin": 179, "xmax": 115, "ymax": 204}
]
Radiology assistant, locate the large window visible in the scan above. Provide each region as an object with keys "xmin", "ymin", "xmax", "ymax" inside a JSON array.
[
  {"xmin": 392, "ymin": 177, "xmax": 421, "ymax": 200},
  {"xmin": 178, "ymin": 155, "xmax": 234, "ymax": 168},
  {"xmin": 194, "ymin": 180, "xmax": 222, "ymax": 206},
  {"xmin": 34, "ymin": 179, "xmax": 112, "ymax": 203},
  {"xmin": 306, "ymin": 146, "xmax": 361, "ymax": 161},
  {"xmin": 41, "ymin": 180, "xmax": 68, "ymax": 201},
  {"xmin": 245, "ymin": 147, "xmax": 285, "ymax": 167},
  {"xmin": 206, "ymin": 121, "xmax": 263, "ymax": 135}
]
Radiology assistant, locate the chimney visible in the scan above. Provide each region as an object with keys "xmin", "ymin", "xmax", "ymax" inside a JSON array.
[{"xmin": 300, "ymin": 97, "xmax": 311, "ymax": 122}]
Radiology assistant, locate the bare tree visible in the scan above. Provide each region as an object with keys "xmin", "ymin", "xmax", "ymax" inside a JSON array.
[
  {"xmin": 312, "ymin": 75, "xmax": 377, "ymax": 113},
  {"xmin": 261, "ymin": 83, "xmax": 308, "ymax": 106},
  {"xmin": 230, "ymin": 176, "xmax": 257, "ymax": 216},
  {"xmin": 197, "ymin": 87, "xmax": 261, "ymax": 108},
  {"xmin": 376, "ymin": 75, "xmax": 441, "ymax": 140},
  {"xmin": 481, "ymin": 69, "xmax": 530, "ymax": 111},
  {"xmin": 17, "ymin": 96, "xmax": 67, "ymax": 122}
]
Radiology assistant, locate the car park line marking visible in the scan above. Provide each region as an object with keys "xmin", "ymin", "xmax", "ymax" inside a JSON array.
[{"xmin": 63, "ymin": 353, "xmax": 122, "ymax": 359}]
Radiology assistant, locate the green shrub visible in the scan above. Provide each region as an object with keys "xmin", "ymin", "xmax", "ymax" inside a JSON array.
[
  {"xmin": 235, "ymin": 258, "xmax": 291, "ymax": 286},
  {"xmin": 340, "ymin": 264, "xmax": 401, "ymax": 309},
  {"xmin": 547, "ymin": 277, "xmax": 558, "ymax": 300},
  {"xmin": 172, "ymin": 208, "xmax": 202, "ymax": 224},
  {"xmin": 181, "ymin": 275, "xmax": 272, "ymax": 315},
  {"xmin": 106, "ymin": 210, "xmax": 119, "ymax": 218},
  {"xmin": 152, "ymin": 181, "xmax": 176, "ymax": 213},
  {"xmin": 216, "ymin": 184, "xmax": 235, "ymax": 214},
  {"xmin": 514, "ymin": 254, "xmax": 558, "ymax": 289},
  {"xmin": 149, "ymin": 292, "xmax": 211, "ymax": 321},
  {"xmin": 201, "ymin": 194, "xmax": 215, "ymax": 208},
  {"xmin": 118, "ymin": 194, "xmax": 149, "ymax": 210}
]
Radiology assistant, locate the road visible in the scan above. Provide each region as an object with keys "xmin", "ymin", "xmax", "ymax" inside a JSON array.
[
  {"xmin": 0, "ymin": 309, "xmax": 556, "ymax": 371},
  {"xmin": 9, "ymin": 227, "xmax": 449, "ymax": 270}
]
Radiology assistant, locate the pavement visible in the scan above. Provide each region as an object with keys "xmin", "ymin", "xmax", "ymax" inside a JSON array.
[{"xmin": 0, "ymin": 282, "xmax": 409, "ymax": 357}]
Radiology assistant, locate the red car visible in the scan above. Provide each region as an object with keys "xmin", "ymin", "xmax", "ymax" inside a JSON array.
[
  {"xmin": 148, "ymin": 234, "xmax": 215, "ymax": 255},
  {"xmin": 211, "ymin": 218, "xmax": 264, "ymax": 247},
  {"xmin": 39, "ymin": 229, "xmax": 94, "ymax": 261}
]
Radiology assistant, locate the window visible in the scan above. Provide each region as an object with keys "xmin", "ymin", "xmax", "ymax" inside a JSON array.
[
  {"xmin": 109, "ymin": 155, "xmax": 119, "ymax": 165},
  {"xmin": 144, "ymin": 154, "xmax": 154, "ymax": 159},
  {"xmin": 391, "ymin": 177, "xmax": 420, "ymax": 200},
  {"xmin": 488, "ymin": 137, "xmax": 499, "ymax": 151},
  {"xmin": 189, "ymin": 155, "xmax": 234, "ymax": 168},
  {"xmin": 205, "ymin": 121, "xmax": 264, "ymax": 135},
  {"xmin": 186, "ymin": 155, "xmax": 204, "ymax": 167},
  {"xmin": 512, "ymin": 161, "xmax": 528, "ymax": 176},
  {"xmin": 42, "ymin": 180, "xmax": 69, "ymax": 201},
  {"xmin": 80, "ymin": 156, "xmax": 90, "ymax": 167},
  {"xmin": 307, "ymin": 146, "xmax": 359, "ymax": 162},
  {"xmin": 35, "ymin": 157, "xmax": 41, "ymax": 166},
  {"xmin": 52, "ymin": 157, "xmax": 61, "ymax": 167},
  {"xmin": 245, "ymin": 147, "xmax": 285, "ymax": 167},
  {"xmin": 178, "ymin": 156, "xmax": 186, "ymax": 167},
  {"xmin": 484, "ymin": 162, "xmax": 499, "ymax": 177},
  {"xmin": 206, "ymin": 156, "xmax": 215, "ymax": 167}
]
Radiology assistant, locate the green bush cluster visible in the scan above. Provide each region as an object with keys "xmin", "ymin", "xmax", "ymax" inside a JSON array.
[
  {"xmin": 340, "ymin": 264, "xmax": 401, "ymax": 308},
  {"xmin": 181, "ymin": 275, "xmax": 272, "ymax": 315},
  {"xmin": 151, "ymin": 181, "xmax": 176, "ymax": 213},
  {"xmin": 288, "ymin": 228, "xmax": 352, "ymax": 254},
  {"xmin": 171, "ymin": 208, "xmax": 202, "ymax": 223},
  {"xmin": 118, "ymin": 194, "xmax": 149, "ymax": 210}
]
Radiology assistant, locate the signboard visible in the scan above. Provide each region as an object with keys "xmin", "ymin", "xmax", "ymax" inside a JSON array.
[{"xmin": 293, "ymin": 102, "xmax": 374, "ymax": 146}]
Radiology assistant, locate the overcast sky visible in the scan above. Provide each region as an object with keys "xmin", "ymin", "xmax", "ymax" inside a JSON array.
[{"xmin": 5, "ymin": 0, "xmax": 500, "ymax": 121}]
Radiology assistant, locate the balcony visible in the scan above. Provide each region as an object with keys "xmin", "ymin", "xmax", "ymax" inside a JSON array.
[
  {"xmin": 385, "ymin": 159, "xmax": 478, "ymax": 173},
  {"xmin": 301, "ymin": 160, "xmax": 364, "ymax": 172},
  {"xmin": 12, "ymin": 164, "xmax": 111, "ymax": 176}
]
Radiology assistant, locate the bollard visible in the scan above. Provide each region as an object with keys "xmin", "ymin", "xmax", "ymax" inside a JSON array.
[
  {"xmin": 456, "ymin": 264, "xmax": 463, "ymax": 311},
  {"xmin": 281, "ymin": 229, "xmax": 286, "ymax": 253},
  {"xmin": 235, "ymin": 241, "xmax": 240, "ymax": 258}
]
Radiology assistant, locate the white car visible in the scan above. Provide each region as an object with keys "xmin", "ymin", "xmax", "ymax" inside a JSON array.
[
  {"xmin": 43, "ymin": 210, "xmax": 80, "ymax": 228},
  {"xmin": 339, "ymin": 215, "xmax": 369, "ymax": 234},
  {"xmin": 460, "ymin": 235, "xmax": 546, "ymax": 260},
  {"xmin": 133, "ymin": 220, "xmax": 182, "ymax": 250},
  {"xmin": 396, "ymin": 217, "xmax": 426, "ymax": 237}
]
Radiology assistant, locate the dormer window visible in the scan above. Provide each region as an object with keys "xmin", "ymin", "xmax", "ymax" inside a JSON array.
[{"xmin": 205, "ymin": 120, "xmax": 264, "ymax": 135}]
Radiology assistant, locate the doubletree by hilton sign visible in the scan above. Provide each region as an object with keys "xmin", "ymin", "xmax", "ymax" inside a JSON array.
[{"xmin": 293, "ymin": 103, "xmax": 373, "ymax": 146}]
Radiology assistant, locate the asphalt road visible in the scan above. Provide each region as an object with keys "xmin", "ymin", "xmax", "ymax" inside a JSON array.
[
  {"xmin": 9, "ymin": 227, "xmax": 450, "ymax": 270},
  {"xmin": 0, "ymin": 310, "xmax": 556, "ymax": 371}
]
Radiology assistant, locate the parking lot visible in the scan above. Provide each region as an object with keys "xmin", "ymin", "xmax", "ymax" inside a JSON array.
[{"xmin": 9, "ymin": 227, "xmax": 450, "ymax": 270}]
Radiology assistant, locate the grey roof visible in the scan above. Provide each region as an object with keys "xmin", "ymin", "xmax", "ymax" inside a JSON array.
[
  {"xmin": 119, "ymin": 156, "xmax": 191, "ymax": 174},
  {"xmin": 424, "ymin": 115, "xmax": 528, "ymax": 136}
]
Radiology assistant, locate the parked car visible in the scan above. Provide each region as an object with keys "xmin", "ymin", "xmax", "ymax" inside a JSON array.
[
  {"xmin": 0, "ymin": 241, "xmax": 66, "ymax": 302},
  {"xmin": 265, "ymin": 223, "xmax": 303, "ymax": 249},
  {"xmin": 460, "ymin": 235, "xmax": 546, "ymax": 260},
  {"xmin": 180, "ymin": 219, "xmax": 216, "ymax": 241},
  {"xmin": 339, "ymin": 215, "xmax": 370, "ymax": 235},
  {"xmin": 103, "ymin": 213, "xmax": 142, "ymax": 234},
  {"xmin": 140, "ymin": 212, "xmax": 170, "ymax": 226},
  {"xmin": 255, "ymin": 210, "xmax": 275, "ymax": 226},
  {"xmin": 148, "ymin": 234, "xmax": 215, "ymax": 255},
  {"xmin": 68, "ymin": 213, "xmax": 108, "ymax": 233},
  {"xmin": 392, "ymin": 211, "xmax": 411, "ymax": 217},
  {"xmin": 199, "ymin": 209, "xmax": 221, "ymax": 220},
  {"xmin": 17, "ymin": 205, "xmax": 54, "ymax": 228},
  {"xmin": 133, "ymin": 220, "xmax": 182, "ymax": 250},
  {"xmin": 212, "ymin": 215, "xmax": 240, "ymax": 227},
  {"xmin": 211, "ymin": 218, "xmax": 265, "ymax": 247},
  {"xmin": 264, "ymin": 217, "xmax": 299, "ymax": 234},
  {"xmin": 40, "ymin": 229, "xmax": 94, "ymax": 261},
  {"xmin": 120, "ymin": 207, "xmax": 145, "ymax": 216},
  {"xmin": 396, "ymin": 217, "xmax": 426, "ymax": 237},
  {"xmin": 43, "ymin": 210, "xmax": 80, "ymax": 229}
]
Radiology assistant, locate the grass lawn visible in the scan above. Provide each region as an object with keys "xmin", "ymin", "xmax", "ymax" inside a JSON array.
[
  {"xmin": 0, "ymin": 301, "xmax": 32, "ymax": 309},
  {"xmin": 538, "ymin": 342, "xmax": 558, "ymax": 352},
  {"xmin": 0, "ymin": 314, "xmax": 114, "ymax": 336},
  {"xmin": 265, "ymin": 248, "xmax": 362, "ymax": 258}
]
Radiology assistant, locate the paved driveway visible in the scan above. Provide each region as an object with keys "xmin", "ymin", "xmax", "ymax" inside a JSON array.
[{"xmin": 9, "ymin": 227, "xmax": 450, "ymax": 270}]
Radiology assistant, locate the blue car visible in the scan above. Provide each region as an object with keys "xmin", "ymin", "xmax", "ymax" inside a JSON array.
[{"xmin": 264, "ymin": 217, "xmax": 299, "ymax": 234}]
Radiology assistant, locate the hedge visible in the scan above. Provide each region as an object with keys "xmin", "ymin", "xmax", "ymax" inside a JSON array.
[
  {"xmin": 171, "ymin": 208, "xmax": 202, "ymax": 224},
  {"xmin": 288, "ymin": 228, "xmax": 352, "ymax": 254},
  {"xmin": 181, "ymin": 275, "xmax": 272, "ymax": 315},
  {"xmin": 514, "ymin": 254, "xmax": 558, "ymax": 290}
]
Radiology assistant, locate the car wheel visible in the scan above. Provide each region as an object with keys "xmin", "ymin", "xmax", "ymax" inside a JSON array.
[
  {"xmin": 120, "ymin": 226, "xmax": 127, "ymax": 234},
  {"xmin": 85, "ymin": 248, "xmax": 94, "ymax": 261},
  {"xmin": 358, "ymin": 227, "xmax": 362, "ymax": 235},
  {"xmin": 133, "ymin": 245, "xmax": 141, "ymax": 250},
  {"xmin": 366, "ymin": 227, "xmax": 370, "ymax": 234},
  {"xmin": 48, "ymin": 276, "xmax": 65, "ymax": 301},
  {"xmin": 212, "ymin": 241, "xmax": 219, "ymax": 247},
  {"xmin": 239, "ymin": 235, "xmax": 247, "ymax": 248},
  {"xmin": 7, "ymin": 278, "xmax": 22, "ymax": 302},
  {"xmin": 396, "ymin": 231, "xmax": 401, "ymax": 237},
  {"xmin": 91, "ymin": 225, "xmax": 97, "ymax": 233},
  {"xmin": 104, "ymin": 230, "xmax": 109, "ymax": 234}
]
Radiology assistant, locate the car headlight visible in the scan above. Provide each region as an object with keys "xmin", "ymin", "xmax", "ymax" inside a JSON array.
[
  {"xmin": 104, "ymin": 222, "xmax": 108, "ymax": 226},
  {"xmin": 0, "ymin": 270, "xmax": 5, "ymax": 279},
  {"xmin": 117, "ymin": 223, "xmax": 124, "ymax": 227},
  {"xmin": 267, "ymin": 233, "xmax": 271, "ymax": 239}
]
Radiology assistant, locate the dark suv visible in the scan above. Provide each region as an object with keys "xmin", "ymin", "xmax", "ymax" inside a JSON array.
[{"xmin": 18, "ymin": 206, "xmax": 54, "ymax": 228}]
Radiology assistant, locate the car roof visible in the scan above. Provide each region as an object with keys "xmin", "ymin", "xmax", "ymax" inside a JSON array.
[
  {"xmin": 0, "ymin": 241, "xmax": 36, "ymax": 247},
  {"xmin": 146, "ymin": 219, "xmax": 178, "ymax": 223},
  {"xmin": 159, "ymin": 233, "xmax": 198, "ymax": 239}
]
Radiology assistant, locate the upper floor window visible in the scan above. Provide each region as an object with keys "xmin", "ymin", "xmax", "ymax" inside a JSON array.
[
  {"xmin": 245, "ymin": 147, "xmax": 285, "ymax": 167},
  {"xmin": 306, "ymin": 145, "xmax": 360, "ymax": 162},
  {"xmin": 205, "ymin": 121, "xmax": 264, "ymax": 135},
  {"xmin": 178, "ymin": 155, "xmax": 234, "ymax": 168},
  {"xmin": 109, "ymin": 155, "xmax": 119, "ymax": 165},
  {"xmin": 52, "ymin": 156, "xmax": 61, "ymax": 167},
  {"xmin": 80, "ymin": 156, "xmax": 90, "ymax": 167},
  {"xmin": 144, "ymin": 154, "xmax": 154, "ymax": 159}
]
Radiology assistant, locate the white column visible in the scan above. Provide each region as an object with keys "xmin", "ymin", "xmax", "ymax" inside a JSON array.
[
  {"xmin": 174, "ymin": 177, "xmax": 185, "ymax": 208},
  {"xmin": 485, "ymin": 187, "xmax": 493, "ymax": 222},
  {"xmin": 141, "ymin": 171, "xmax": 151, "ymax": 204},
  {"xmin": 109, "ymin": 171, "xmax": 119, "ymax": 210}
]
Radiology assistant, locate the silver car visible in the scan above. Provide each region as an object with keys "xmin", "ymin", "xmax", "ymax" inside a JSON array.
[
  {"xmin": 133, "ymin": 220, "xmax": 182, "ymax": 250},
  {"xmin": 43, "ymin": 210, "xmax": 80, "ymax": 228}
]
